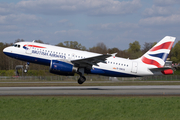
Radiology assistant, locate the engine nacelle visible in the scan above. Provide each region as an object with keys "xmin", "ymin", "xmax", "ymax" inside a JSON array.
[
  {"xmin": 49, "ymin": 60, "xmax": 77, "ymax": 76},
  {"xmin": 161, "ymin": 69, "xmax": 174, "ymax": 75}
]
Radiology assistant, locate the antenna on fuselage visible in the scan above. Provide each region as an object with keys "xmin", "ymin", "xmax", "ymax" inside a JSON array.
[{"xmin": 32, "ymin": 40, "xmax": 35, "ymax": 43}]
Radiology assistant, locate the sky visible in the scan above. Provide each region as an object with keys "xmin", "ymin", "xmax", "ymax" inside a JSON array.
[{"xmin": 0, "ymin": 0, "xmax": 180, "ymax": 50}]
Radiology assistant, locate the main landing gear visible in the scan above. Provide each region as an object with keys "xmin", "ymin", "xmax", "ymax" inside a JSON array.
[
  {"xmin": 24, "ymin": 62, "xmax": 29, "ymax": 73},
  {"xmin": 77, "ymin": 68, "xmax": 86, "ymax": 84}
]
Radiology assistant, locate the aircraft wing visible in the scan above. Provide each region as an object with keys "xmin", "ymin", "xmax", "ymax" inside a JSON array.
[{"xmin": 71, "ymin": 53, "xmax": 115, "ymax": 69}]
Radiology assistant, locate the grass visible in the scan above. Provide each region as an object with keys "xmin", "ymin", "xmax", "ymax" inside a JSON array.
[{"xmin": 0, "ymin": 96, "xmax": 180, "ymax": 120}]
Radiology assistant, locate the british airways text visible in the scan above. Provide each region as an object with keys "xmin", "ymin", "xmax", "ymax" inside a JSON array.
[{"xmin": 32, "ymin": 50, "xmax": 66, "ymax": 59}]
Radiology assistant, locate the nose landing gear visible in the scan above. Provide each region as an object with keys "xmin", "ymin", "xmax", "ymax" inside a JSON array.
[{"xmin": 24, "ymin": 62, "xmax": 29, "ymax": 73}]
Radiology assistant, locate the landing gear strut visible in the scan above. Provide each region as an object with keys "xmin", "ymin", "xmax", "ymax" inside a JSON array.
[
  {"xmin": 77, "ymin": 68, "xmax": 86, "ymax": 84},
  {"xmin": 24, "ymin": 62, "xmax": 29, "ymax": 73}
]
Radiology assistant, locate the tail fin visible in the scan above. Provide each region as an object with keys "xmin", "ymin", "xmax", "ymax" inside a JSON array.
[{"xmin": 141, "ymin": 36, "xmax": 176, "ymax": 68}]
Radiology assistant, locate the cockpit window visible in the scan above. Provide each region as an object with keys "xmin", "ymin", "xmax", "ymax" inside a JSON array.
[{"xmin": 13, "ymin": 44, "xmax": 20, "ymax": 48}]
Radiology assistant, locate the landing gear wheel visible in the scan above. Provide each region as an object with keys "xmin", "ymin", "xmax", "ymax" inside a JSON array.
[
  {"xmin": 78, "ymin": 76, "xmax": 86, "ymax": 84},
  {"xmin": 24, "ymin": 69, "xmax": 28, "ymax": 73}
]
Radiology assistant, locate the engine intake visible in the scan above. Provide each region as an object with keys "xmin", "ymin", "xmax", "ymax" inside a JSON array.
[{"xmin": 50, "ymin": 60, "xmax": 77, "ymax": 76}]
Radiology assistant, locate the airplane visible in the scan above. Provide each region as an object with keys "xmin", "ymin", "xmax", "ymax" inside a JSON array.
[{"xmin": 3, "ymin": 36, "xmax": 176, "ymax": 84}]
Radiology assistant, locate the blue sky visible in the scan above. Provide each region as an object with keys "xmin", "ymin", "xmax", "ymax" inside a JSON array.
[{"xmin": 0, "ymin": 0, "xmax": 180, "ymax": 50}]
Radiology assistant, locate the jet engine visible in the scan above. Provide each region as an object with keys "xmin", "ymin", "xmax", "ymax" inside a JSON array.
[{"xmin": 49, "ymin": 60, "xmax": 77, "ymax": 76}]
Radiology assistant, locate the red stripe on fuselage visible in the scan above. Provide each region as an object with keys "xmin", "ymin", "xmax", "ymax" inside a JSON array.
[
  {"xmin": 141, "ymin": 57, "xmax": 162, "ymax": 68},
  {"xmin": 150, "ymin": 42, "xmax": 173, "ymax": 52},
  {"xmin": 24, "ymin": 44, "xmax": 46, "ymax": 48}
]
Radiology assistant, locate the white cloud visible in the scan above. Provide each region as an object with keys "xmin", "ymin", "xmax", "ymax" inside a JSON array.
[
  {"xmin": 89, "ymin": 22, "xmax": 138, "ymax": 31},
  {"xmin": 15, "ymin": 0, "xmax": 141, "ymax": 16},
  {"xmin": 55, "ymin": 29, "xmax": 91, "ymax": 37},
  {"xmin": 32, "ymin": 30, "xmax": 44, "ymax": 34},
  {"xmin": 154, "ymin": 0, "xmax": 180, "ymax": 6},
  {"xmin": 87, "ymin": 0, "xmax": 142, "ymax": 15},
  {"xmin": 0, "ymin": 3, "xmax": 15, "ymax": 15},
  {"xmin": 58, "ymin": 19, "xmax": 68, "ymax": 23},
  {"xmin": 139, "ymin": 14, "xmax": 180, "ymax": 26},
  {"xmin": 143, "ymin": 5, "xmax": 173, "ymax": 17},
  {"xmin": 0, "ymin": 31, "xmax": 20, "ymax": 35},
  {"xmin": 0, "ymin": 14, "xmax": 39, "ymax": 25}
]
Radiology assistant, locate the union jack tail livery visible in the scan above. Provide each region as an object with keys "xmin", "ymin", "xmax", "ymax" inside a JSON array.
[{"xmin": 141, "ymin": 36, "xmax": 175, "ymax": 68}]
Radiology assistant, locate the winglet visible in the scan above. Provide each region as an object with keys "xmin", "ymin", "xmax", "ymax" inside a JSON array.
[{"xmin": 107, "ymin": 53, "xmax": 117, "ymax": 58}]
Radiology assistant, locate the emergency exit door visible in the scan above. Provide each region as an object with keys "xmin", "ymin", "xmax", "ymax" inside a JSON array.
[{"xmin": 131, "ymin": 62, "xmax": 138, "ymax": 73}]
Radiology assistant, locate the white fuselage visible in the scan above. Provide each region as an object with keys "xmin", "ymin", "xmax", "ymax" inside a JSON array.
[{"xmin": 3, "ymin": 41, "xmax": 159, "ymax": 77}]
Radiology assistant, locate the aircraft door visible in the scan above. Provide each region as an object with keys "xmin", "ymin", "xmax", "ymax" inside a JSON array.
[
  {"xmin": 131, "ymin": 62, "xmax": 138, "ymax": 73},
  {"xmin": 25, "ymin": 44, "xmax": 32, "ymax": 54}
]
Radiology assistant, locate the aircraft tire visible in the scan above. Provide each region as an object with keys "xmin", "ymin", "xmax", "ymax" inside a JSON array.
[
  {"xmin": 24, "ymin": 69, "xmax": 28, "ymax": 73},
  {"xmin": 78, "ymin": 76, "xmax": 86, "ymax": 84}
]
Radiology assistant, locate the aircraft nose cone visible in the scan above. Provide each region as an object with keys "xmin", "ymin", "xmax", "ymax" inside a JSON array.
[
  {"xmin": 3, "ymin": 47, "xmax": 7, "ymax": 53},
  {"xmin": 3, "ymin": 47, "xmax": 10, "ymax": 55}
]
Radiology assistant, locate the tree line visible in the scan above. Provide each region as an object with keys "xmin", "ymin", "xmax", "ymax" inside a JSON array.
[{"xmin": 0, "ymin": 38, "xmax": 180, "ymax": 71}]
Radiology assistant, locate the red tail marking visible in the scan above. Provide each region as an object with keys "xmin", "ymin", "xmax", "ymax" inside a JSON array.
[
  {"xmin": 150, "ymin": 42, "xmax": 173, "ymax": 52},
  {"xmin": 141, "ymin": 57, "xmax": 162, "ymax": 68},
  {"xmin": 24, "ymin": 44, "xmax": 46, "ymax": 48}
]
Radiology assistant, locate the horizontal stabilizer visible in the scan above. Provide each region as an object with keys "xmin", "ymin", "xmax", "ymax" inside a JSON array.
[
  {"xmin": 149, "ymin": 67, "xmax": 174, "ymax": 75},
  {"xmin": 149, "ymin": 67, "xmax": 172, "ymax": 72}
]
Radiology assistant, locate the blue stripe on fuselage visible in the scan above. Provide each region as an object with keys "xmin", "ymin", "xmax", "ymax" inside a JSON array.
[
  {"xmin": 89, "ymin": 68, "xmax": 140, "ymax": 77},
  {"xmin": 3, "ymin": 52, "xmax": 50, "ymax": 66}
]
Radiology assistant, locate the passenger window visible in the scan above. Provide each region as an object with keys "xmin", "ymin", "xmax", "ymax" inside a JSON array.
[{"xmin": 18, "ymin": 45, "xmax": 20, "ymax": 48}]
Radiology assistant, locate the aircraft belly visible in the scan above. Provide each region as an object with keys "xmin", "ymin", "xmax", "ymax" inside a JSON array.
[{"xmin": 88, "ymin": 67, "xmax": 140, "ymax": 77}]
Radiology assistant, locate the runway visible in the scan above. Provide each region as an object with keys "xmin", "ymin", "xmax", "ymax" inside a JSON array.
[{"xmin": 1, "ymin": 85, "xmax": 180, "ymax": 96}]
